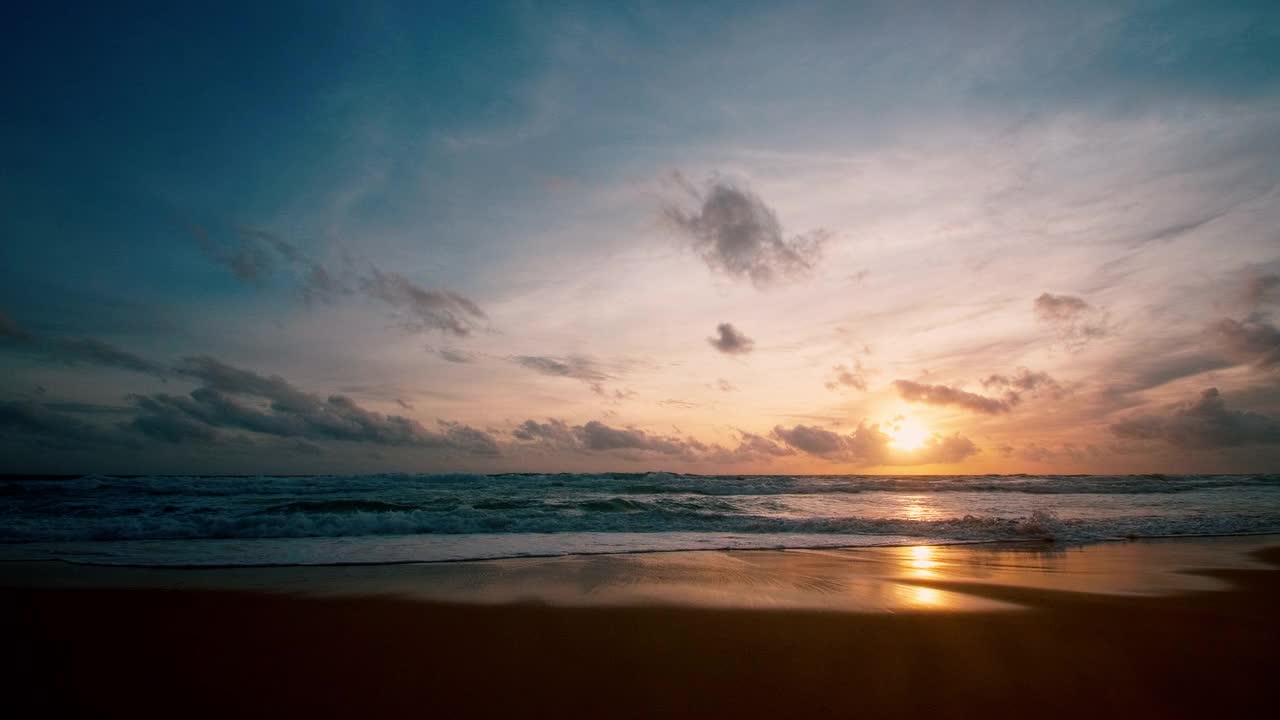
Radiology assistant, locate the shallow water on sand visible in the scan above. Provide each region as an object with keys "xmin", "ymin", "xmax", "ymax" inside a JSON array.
[{"xmin": 4, "ymin": 535, "xmax": 1274, "ymax": 613}]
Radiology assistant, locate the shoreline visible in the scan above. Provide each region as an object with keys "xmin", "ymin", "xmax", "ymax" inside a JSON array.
[
  {"xmin": 5, "ymin": 534, "xmax": 1278, "ymax": 612},
  {"xmin": 5, "ymin": 541, "xmax": 1279, "ymax": 718}
]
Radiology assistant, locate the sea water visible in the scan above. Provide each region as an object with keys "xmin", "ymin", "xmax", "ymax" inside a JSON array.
[{"xmin": 1, "ymin": 473, "xmax": 1278, "ymax": 566}]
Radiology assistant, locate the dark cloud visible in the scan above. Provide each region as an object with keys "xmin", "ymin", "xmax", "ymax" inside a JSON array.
[
  {"xmin": 0, "ymin": 310, "xmax": 167, "ymax": 377},
  {"xmin": 771, "ymin": 422, "xmax": 977, "ymax": 466},
  {"xmin": 771, "ymin": 423, "xmax": 854, "ymax": 456},
  {"xmin": 825, "ymin": 361, "xmax": 868, "ymax": 391},
  {"xmin": 1034, "ymin": 292, "xmax": 1107, "ymax": 348},
  {"xmin": 130, "ymin": 357, "xmax": 499, "ymax": 454},
  {"xmin": 715, "ymin": 378, "xmax": 737, "ymax": 392},
  {"xmin": 892, "ymin": 380, "xmax": 1013, "ymax": 414},
  {"xmin": 577, "ymin": 420, "xmax": 689, "ymax": 454},
  {"xmin": 128, "ymin": 394, "xmax": 224, "ymax": 443},
  {"xmin": 666, "ymin": 180, "xmax": 826, "ymax": 289},
  {"xmin": 707, "ymin": 323, "xmax": 755, "ymax": 355},
  {"xmin": 512, "ymin": 418, "xmax": 578, "ymax": 445},
  {"xmin": 716, "ymin": 431, "xmax": 794, "ymax": 461},
  {"xmin": 1110, "ymin": 388, "xmax": 1280, "ymax": 449},
  {"xmin": 1210, "ymin": 317, "xmax": 1280, "ymax": 368},
  {"xmin": 362, "ymin": 268, "xmax": 487, "ymax": 337},
  {"xmin": 1243, "ymin": 273, "xmax": 1280, "ymax": 308},
  {"xmin": 0, "ymin": 400, "xmax": 128, "ymax": 446},
  {"xmin": 42, "ymin": 337, "xmax": 168, "ymax": 377}
]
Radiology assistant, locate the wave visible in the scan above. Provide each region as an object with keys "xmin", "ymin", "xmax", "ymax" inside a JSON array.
[
  {"xmin": 5, "ymin": 472, "xmax": 1278, "ymax": 498},
  {"xmin": 3, "ymin": 472, "xmax": 1278, "ymax": 552},
  {"xmin": 3, "ymin": 504, "xmax": 1278, "ymax": 546}
]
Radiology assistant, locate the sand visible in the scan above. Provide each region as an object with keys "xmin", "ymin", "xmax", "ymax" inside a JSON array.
[{"xmin": 5, "ymin": 540, "xmax": 1280, "ymax": 718}]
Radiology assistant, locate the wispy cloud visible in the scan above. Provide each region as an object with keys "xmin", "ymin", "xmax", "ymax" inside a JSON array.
[{"xmin": 1034, "ymin": 293, "xmax": 1108, "ymax": 349}]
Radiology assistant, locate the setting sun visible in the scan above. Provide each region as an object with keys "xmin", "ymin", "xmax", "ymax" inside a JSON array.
[{"xmin": 889, "ymin": 417, "xmax": 930, "ymax": 451}]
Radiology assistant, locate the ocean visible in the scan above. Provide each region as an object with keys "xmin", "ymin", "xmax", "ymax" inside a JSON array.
[{"xmin": 2, "ymin": 473, "xmax": 1279, "ymax": 566}]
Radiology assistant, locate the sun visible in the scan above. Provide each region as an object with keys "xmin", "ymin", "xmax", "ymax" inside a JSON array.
[{"xmin": 888, "ymin": 417, "xmax": 930, "ymax": 451}]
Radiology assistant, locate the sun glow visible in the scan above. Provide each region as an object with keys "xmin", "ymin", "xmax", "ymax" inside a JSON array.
[{"xmin": 888, "ymin": 417, "xmax": 930, "ymax": 450}]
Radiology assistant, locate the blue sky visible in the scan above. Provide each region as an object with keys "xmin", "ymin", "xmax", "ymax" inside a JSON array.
[{"xmin": 2, "ymin": 1, "xmax": 1279, "ymax": 474}]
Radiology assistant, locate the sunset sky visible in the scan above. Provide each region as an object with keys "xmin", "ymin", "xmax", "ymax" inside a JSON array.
[{"xmin": 2, "ymin": 1, "xmax": 1278, "ymax": 475}]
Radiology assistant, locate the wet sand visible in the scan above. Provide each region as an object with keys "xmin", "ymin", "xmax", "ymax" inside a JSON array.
[{"xmin": 5, "ymin": 540, "xmax": 1280, "ymax": 718}]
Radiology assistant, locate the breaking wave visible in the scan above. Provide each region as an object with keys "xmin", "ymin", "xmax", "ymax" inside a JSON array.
[{"xmin": 2, "ymin": 472, "xmax": 1278, "ymax": 556}]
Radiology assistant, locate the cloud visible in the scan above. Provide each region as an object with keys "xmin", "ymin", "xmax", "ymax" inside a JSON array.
[
  {"xmin": 0, "ymin": 400, "xmax": 129, "ymax": 446},
  {"xmin": 825, "ymin": 361, "xmax": 869, "ymax": 391},
  {"xmin": 194, "ymin": 227, "xmax": 485, "ymax": 334},
  {"xmin": 665, "ymin": 180, "xmax": 826, "ymax": 289},
  {"xmin": 1034, "ymin": 292, "xmax": 1108, "ymax": 348},
  {"xmin": 435, "ymin": 347, "xmax": 476, "ymax": 363},
  {"xmin": 715, "ymin": 378, "xmax": 737, "ymax": 392},
  {"xmin": 981, "ymin": 368, "xmax": 1065, "ymax": 402},
  {"xmin": 707, "ymin": 323, "xmax": 755, "ymax": 355},
  {"xmin": 1110, "ymin": 388, "xmax": 1280, "ymax": 448},
  {"xmin": 576, "ymin": 420, "xmax": 690, "ymax": 454},
  {"xmin": 1243, "ymin": 273, "xmax": 1280, "ymax": 308},
  {"xmin": 771, "ymin": 422, "xmax": 977, "ymax": 466},
  {"xmin": 1009, "ymin": 443, "xmax": 1095, "ymax": 464},
  {"xmin": 193, "ymin": 224, "xmax": 274, "ymax": 283},
  {"xmin": 0, "ymin": 310, "xmax": 167, "ymax": 377},
  {"xmin": 771, "ymin": 423, "xmax": 854, "ymax": 456},
  {"xmin": 362, "ymin": 268, "xmax": 487, "ymax": 337},
  {"xmin": 129, "ymin": 356, "xmax": 499, "ymax": 454},
  {"xmin": 511, "ymin": 418, "xmax": 791, "ymax": 464},
  {"xmin": 512, "ymin": 418, "xmax": 578, "ymax": 445},
  {"xmin": 41, "ymin": 337, "xmax": 168, "ymax": 377},
  {"xmin": 1210, "ymin": 317, "xmax": 1280, "ymax": 368},
  {"xmin": 892, "ymin": 379, "xmax": 1013, "ymax": 414},
  {"xmin": 512, "ymin": 354, "xmax": 623, "ymax": 395},
  {"xmin": 512, "ymin": 418, "xmax": 694, "ymax": 456},
  {"xmin": 658, "ymin": 399, "xmax": 699, "ymax": 408},
  {"xmin": 195, "ymin": 227, "xmax": 352, "ymax": 305}
]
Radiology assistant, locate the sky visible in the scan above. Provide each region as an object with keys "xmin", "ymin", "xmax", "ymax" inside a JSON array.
[{"xmin": 2, "ymin": 0, "xmax": 1279, "ymax": 475}]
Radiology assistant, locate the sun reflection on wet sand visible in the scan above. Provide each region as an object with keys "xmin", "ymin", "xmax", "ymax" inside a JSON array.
[
  {"xmin": 6, "ymin": 536, "xmax": 1273, "ymax": 613},
  {"xmin": 909, "ymin": 585, "xmax": 943, "ymax": 607},
  {"xmin": 909, "ymin": 545, "xmax": 936, "ymax": 569}
]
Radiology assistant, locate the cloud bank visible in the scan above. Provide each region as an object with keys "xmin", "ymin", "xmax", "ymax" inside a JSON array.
[
  {"xmin": 771, "ymin": 422, "xmax": 978, "ymax": 466},
  {"xmin": 128, "ymin": 356, "xmax": 500, "ymax": 454},
  {"xmin": 1110, "ymin": 388, "xmax": 1280, "ymax": 449}
]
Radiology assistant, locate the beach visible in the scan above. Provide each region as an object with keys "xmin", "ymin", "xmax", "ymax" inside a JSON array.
[{"xmin": 6, "ymin": 536, "xmax": 1279, "ymax": 719}]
